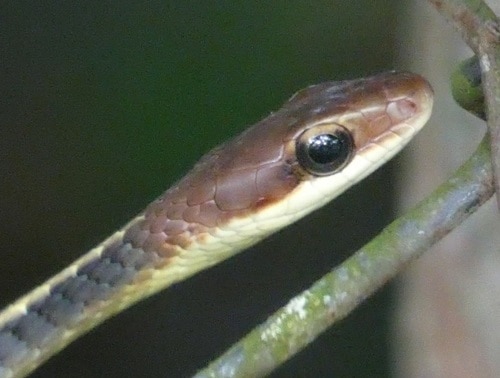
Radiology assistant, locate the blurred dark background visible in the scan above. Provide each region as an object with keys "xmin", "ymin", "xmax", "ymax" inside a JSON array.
[{"xmin": 0, "ymin": 1, "xmax": 408, "ymax": 376}]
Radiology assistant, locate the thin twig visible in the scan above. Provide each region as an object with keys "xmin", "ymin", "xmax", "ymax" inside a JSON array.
[
  {"xmin": 478, "ymin": 20, "xmax": 500, "ymax": 208},
  {"xmin": 427, "ymin": 0, "xmax": 500, "ymax": 208},
  {"xmin": 196, "ymin": 138, "xmax": 494, "ymax": 378},
  {"xmin": 426, "ymin": 0, "xmax": 496, "ymax": 53}
]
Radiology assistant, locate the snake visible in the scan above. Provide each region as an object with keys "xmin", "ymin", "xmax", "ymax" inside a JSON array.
[{"xmin": 0, "ymin": 72, "xmax": 433, "ymax": 378}]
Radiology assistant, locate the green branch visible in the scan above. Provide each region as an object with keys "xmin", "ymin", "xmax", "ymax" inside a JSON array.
[{"xmin": 195, "ymin": 138, "xmax": 494, "ymax": 377}]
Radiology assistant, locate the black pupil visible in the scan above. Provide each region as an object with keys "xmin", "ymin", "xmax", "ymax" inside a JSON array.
[{"xmin": 308, "ymin": 134, "xmax": 344, "ymax": 164}]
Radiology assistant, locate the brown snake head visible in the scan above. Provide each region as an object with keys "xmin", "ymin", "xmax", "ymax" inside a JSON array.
[{"xmin": 131, "ymin": 72, "xmax": 433, "ymax": 261}]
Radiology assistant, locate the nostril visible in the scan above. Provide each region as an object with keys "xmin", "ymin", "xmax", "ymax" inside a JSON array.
[{"xmin": 386, "ymin": 98, "xmax": 418, "ymax": 121}]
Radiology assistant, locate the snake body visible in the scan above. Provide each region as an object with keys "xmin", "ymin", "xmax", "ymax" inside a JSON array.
[{"xmin": 0, "ymin": 72, "xmax": 433, "ymax": 377}]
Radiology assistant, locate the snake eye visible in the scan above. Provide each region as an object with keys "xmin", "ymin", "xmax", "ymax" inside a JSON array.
[{"xmin": 296, "ymin": 124, "xmax": 354, "ymax": 176}]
